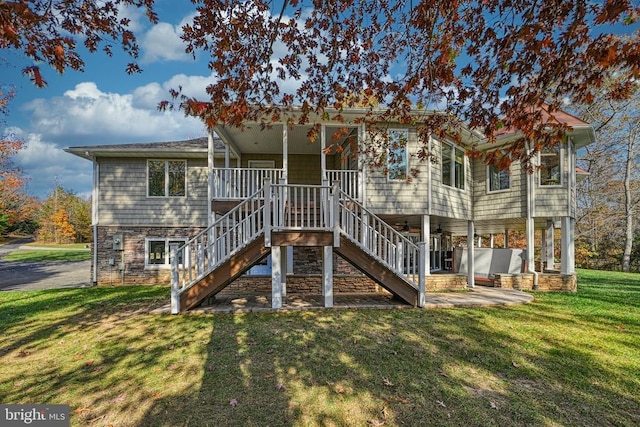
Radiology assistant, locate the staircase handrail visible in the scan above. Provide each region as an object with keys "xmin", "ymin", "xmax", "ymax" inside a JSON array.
[
  {"xmin": 171, "ymin": 186, "xmax": 267, "ymax": 312},
  {"xmin": 336, "ymin": 189, "xmax": 421, "ymax": 289}
]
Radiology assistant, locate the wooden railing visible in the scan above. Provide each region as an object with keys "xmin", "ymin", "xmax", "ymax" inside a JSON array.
[
  {"xmin": 172, "ymin": 182, "xmax": 424, "ymax": 313},
  {"xmin": 336, "ymin": 190, "xmax": 424, "ymax": 289},
  {"xmin": 212, "ymin": 167, "xmax": 284, "ymax": 199},
  {"xmin": 327, "ymin": 169, "xmax": 359, "ymax": 200}
]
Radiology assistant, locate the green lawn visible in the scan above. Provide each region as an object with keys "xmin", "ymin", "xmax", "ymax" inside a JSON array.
[
  {"xmin": 2, "ymin": 243, "xmax": 91, "ymax": 262},
  {"xmin": 0, "ymin": 269, "xmax": 638, "ymax": 426}
]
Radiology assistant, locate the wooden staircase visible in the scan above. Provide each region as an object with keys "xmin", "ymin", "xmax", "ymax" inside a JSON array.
[{"xmin": 171, "ymin": 183, "xmax": 423, "ymax": 313}]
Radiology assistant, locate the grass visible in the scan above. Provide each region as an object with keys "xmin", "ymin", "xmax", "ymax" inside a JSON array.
[
  {"xmin": 0, "ymin": 269, "xmax": 638, "ymax": 426},
  {"xmin": 2, "ymin": 243, "xmax": 91, "ymax": 262}
]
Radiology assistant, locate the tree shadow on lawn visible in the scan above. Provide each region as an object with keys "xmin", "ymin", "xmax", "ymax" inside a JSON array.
[
  {"xmin": 139, "ymin": 305, "xmax": 639, "ymax": 426},
  {"xmin": 1, "ymin": 288, "xmax": 638, "ymax": 426}
]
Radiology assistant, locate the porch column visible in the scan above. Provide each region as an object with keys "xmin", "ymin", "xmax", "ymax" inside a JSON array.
[
  {"xmin": 421, "ymin": 215, "xmax": 431, "ymax": 274},
  {"xmin": 321, "ymin": 124, "xmax": 327, "ymax": 181},
  {"xmin": 282, "ymin": 125, "xmax": 288, "ymax": 184},
  {"xmin": 358, "ymin": 122, "xmax": 366, "ymax": 205},
  {"xmin": 526, "ymin": 216, "xmax": 535, "ymax": 274},
  {"xmin": 224, "ymin": 143, "xmax": 230, "ymax": 168},
  {"xmin": 490, "ymin": 234, "xmax": 495, "ymax": 248},
  {"xmin": 561, "ymin": 217, "xmax": 575, "ymax": 274},
  {"xmin": 272, "ymin": 246, "xmax": 282, "ymax": 308},
  {"xmin": 207, "ymin": 130, "xmax": 215, "ymax": 227},
  {"xmin": 467, "ymin": 221, "xmax": 475, "ymax": 288},
  {"xmin": 323, "ymin": 245, "xmax": 334, "ymax": 307},
  {"xmin": 545, "ymin": 219, "xmax": 555, "ymax": 270},
  {"xmin": 504, "ymin": 229, "xmax": 509, "ymax": 248}
]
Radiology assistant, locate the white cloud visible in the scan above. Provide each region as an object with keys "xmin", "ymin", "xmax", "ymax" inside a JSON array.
[
  {"xmin": 23, "ymin": 81, "xmax": 205, "ymax": 146},
  {"xmin": 13, "ymin": 131, "xmax": 92, "ymax": 197},
  {"xmin": 141, "ymin": 21, "xmax": 191, "ymax": 63}
]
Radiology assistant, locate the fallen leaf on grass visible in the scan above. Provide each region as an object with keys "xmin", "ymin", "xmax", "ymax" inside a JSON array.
[
  {"xmin": 17, "ymin": 350, "xmax": 31, "ymax": 358},
  {"xmin": 490, "ymin": 401, "xmax": 500, "ymax": 409},
  {"xmin": 436, "ymin": 400, "xmax": 447, "ymax": 408},
  {"xmin": 275, "ymin": 382, "xmax": 286, "ymax": 391},
  {"xmin": 368, "ymin": 420, "xmax": 385, "ymax": 426},
  {"xmin": 152, "ymin": 393, "xmax": 162, "ymax": 400},
  {"xmin": 512, "ymin": 361, "xmax": 521, "ymax": 368},
  {"xmin": 389, "ymin": 396, "xmax": 409, "ymax": 404},
  {"xmin": 112, "ymin": 393, "xmax": 126, "ymax": 403},
  {"xmin": 615, "ymin": 324, "xmax": 625, "ymax": 330},
  {"xmin": 72, "ymin": 354, "xmax": 85, "ymax": 361},
  {"xmin": 75, "ymin": 406, "xmax": 91, "ymax": 415},
  {"xmin": 229, "ymin": 398, "xmax": 238, "ymax": 407},
  {"xmin": 382, "ymin": 377, "xmax": 394, "ymax": 387},
  {"xmin": 83, "ymin": 360, "xmax": 94, "ymax": 367}
]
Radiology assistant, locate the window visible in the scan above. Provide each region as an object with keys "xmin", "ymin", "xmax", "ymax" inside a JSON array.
[
  {"xmin": 540, "ymin": 146, "xmax": 562, "ymax": 186},
  {"xmin": 487, "ymin": 151, "xmax": 511, "ymax": 193},
  {"xmin": 146, "ymin": 238, "xmax": 186, "ymax": 267},
  {"xmin": 148, "ymin": 160, "xmax": 186, "ymax": 197},
  {"xmin": 387, "ymin": 129, "xmax": 408, "ymax": 180},
  {"xmin": 441, "ymin": 142, "xmax": 465, "ymax": 189}
]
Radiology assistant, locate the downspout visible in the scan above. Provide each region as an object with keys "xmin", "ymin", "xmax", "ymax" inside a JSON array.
[{"xmin": 526, "ymin": 141, "xmax": 539, "ymax": 290}]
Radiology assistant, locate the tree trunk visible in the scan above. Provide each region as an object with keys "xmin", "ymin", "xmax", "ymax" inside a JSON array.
[{"xmin": 622, "ymin": 137, "xmax": 634, "ymax": 272}]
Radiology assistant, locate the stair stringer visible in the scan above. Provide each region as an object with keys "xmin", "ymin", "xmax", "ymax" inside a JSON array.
[
  {"xmin": 335, "ymin": 235, "xmax": 419, "ymax": 306},
  {"xmin": 179, "ymin": 234, "xmax": 270, "ymax": 311}
]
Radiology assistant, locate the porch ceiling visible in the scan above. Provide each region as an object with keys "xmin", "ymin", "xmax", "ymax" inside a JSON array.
[
  {"xmin": 379, "ymin": 214, "xmax": 553, "ymax": 236},
  {"xmin": 215, "ymin": 123, "xmax": 358, "ymax": 155}
]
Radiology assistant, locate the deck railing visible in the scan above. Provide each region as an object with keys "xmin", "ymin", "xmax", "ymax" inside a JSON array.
[
  {"xmin": 213, "ymin": 167, "xmax": 284, "ymax": 199},
  {"xmin": 327, "ymin": 169, "xmax": 359, "ymax": 200}
]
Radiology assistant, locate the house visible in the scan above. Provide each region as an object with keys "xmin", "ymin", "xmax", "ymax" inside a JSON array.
[{"xmin": 65, "ymin": 107, "xmax": 595, "ymax": 313}]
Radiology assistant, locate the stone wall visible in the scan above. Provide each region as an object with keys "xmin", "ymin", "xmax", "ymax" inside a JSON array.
[
  {"xmin": 221, "ymin": 275, "xmax": 385, "ymax": 296},
  {"xmin": 94, "ymin": 225, "xmax": 205, "ymax": 285},
  {"xmin": 494, "ymin": 273, "xmax": 576, "ymax": 292}
]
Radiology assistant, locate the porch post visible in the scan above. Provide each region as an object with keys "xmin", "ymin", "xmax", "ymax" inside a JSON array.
[
  {"xmin": 207, "ymin": 130, "xmax": 215, "ymax": 227},
  {"xmin": 561, "ymin": 216, "xmax": 575, "ymax": 274},
  {"xmin": 490, "ymin": 234, "xmax": 495, "ymax": 248},
  {"xmin": 272, "ymin": 245, "xmax": 282, "ymax": 308},
  {"xmin": 358, "ymin": 122, "xmax": 366, "ymax": 205},
  {"xmin": 467, "ymin": 221, "xmax": 475, "ymax": 288},
  {"xmin": 526, "ymin": 216, "xmax": 535, "ymax": 274},
  {"xmin": 504, "ymin": 229, "xmax": 509, "ymax": 248},
  {"xmin": 282, "ymin": 124, "xmax": 288, "ymax": 184},
  {"xmin": 418, "ymin": 242, "xmax": 427, "ymax": 307},
  {"xmin": 421, "ymin": 215, "xmax": 430, "ymax": 274},
  {"xmin": 545, "ymin": 219, "xmax": 555, "ymax": 270},
  {"xmin": 323, "ymin": 245, "xmax": 334, "ymax": 307},
  {"xmin": 321, "ymin": 124, "xmax": 327, "ymax": 181}
]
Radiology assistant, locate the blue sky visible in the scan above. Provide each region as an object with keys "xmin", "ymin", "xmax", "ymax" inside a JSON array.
[{"xmin": 2, "ymin": 1, "xmax": 212, "ymax": 199}]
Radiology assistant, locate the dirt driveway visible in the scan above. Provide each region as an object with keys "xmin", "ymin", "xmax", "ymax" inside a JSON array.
[{"xmin": 0, "ymin": 238, "xmax": 92, "ymax": 291}]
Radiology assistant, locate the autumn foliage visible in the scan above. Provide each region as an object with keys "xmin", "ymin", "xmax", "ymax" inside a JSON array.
[
  {"xmin": 0, "ymin": 0, "xmax": 158, "ymax": 87},
  {"xmin": 169, "ymin": 0, "xmax": 640, "ymax": 166}
]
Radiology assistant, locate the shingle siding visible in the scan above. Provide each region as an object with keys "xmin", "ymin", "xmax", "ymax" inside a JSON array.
[{"xmin": 98, "ymin": 158, "xmax": 208, "ymax": 226}]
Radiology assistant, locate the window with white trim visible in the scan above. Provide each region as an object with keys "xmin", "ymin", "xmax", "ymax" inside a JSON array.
[
  {"xmin": 387, "ymin": 129, "xmax": 408, "ymax": 180},
  {"xmin": 487, "ymin": 151, "xmax": 511, "ymax": 192},
  {"xmin": 148, "ymin": 160, "xmax": 186, "ymax": 197},
  {"xmin": 145, "ymin": 238, "xmax": 186, "ymax": 267},
  {"xmin": 539, "ymin": 146, "xmax": 562, "ymax": 186},
  {"xmin": 441, "ymin": 142, "xmax": 465, "ymax": 189}
]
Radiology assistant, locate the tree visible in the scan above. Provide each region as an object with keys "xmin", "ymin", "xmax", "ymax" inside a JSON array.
[
  {"xmin": 575, "ymin": 78, "xmax": 640, "ymax": 271},
  {"xmin": 164, "ymin": 0, "xmax": 640, "ymax": 168},
  {"xmin": 0, "ymin": 0, "xmax": 158, "ymax": 86},
  {"xmin": 36, "ymin": 185, "xmax": 91, "ymax": 243}
]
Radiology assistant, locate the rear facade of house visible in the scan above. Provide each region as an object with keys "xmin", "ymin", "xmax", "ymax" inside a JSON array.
[{"xmin": 65, "ymin": 107, "xmax": 595, "ymax": 312}]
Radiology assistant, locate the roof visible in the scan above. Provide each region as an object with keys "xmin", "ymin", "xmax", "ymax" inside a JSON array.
[
  {"xmin": 492, "ymin": 105, "xmax": 596, "ymax": 149},
  {"xmin": 64, "ymin": 136, "xmax": 227, "ymax": 161}
]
